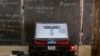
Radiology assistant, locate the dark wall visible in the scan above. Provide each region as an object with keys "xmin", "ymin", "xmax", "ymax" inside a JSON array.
[
  {"xmin": 0, "ymin": 0, "xmax": 93, "ymax": 45},
  {"xmin": 83, "ymin": 0, "xmax": 93, "ymax": 45}
]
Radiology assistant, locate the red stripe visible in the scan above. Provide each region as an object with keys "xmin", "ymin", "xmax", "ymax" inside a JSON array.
[
  {"xmin": 34, "ymin": 40, "xmax": 69, "ymax": 45},
  {"xmin": 57, "ymin": 40, "xmax": 69, "ymax": 45},
  {"xmin": 34, "ymin": 40, "xmax": 47, "ymax": 45}
]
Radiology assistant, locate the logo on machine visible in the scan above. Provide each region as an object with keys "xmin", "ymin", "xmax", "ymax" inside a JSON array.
[
  {"xmin": 50, "ymin": 29, "xmax": 54, "ymax": 35},
  {"xmin": 43, "ymin": 26, "xmax": 60, "ymax": 29},
  {"xmin": 59, "ymin": 28, "xmax": 66, "ymax": 33},
  {"xmin": 43, "ymin": 26, "xmax": 60, "ymax": 36}
]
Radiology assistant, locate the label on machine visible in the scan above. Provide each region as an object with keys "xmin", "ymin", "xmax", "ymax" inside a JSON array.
[
  {"xmin": 48, "ymin": 46, "xmax": 56, "ymax": 50},
  {"xmin": 47, "ymin": 40, "xmax": 56, "ymax": 44}
]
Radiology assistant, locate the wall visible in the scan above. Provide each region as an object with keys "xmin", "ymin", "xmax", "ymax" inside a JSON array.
[
  {"xmin": 83, "ymin": 0, "xmax": 93, "ymax": 44},
  {"xmin": 92, "ymin": 0, "xmax": 100, "ymax": 56}
]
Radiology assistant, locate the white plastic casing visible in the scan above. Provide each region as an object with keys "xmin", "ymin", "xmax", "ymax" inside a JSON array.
[{"xmin": 35, "ymin": 22, "xmax": 69, "ymax": 41}]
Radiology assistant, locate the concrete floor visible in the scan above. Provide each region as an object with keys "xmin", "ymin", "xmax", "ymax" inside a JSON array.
[
  {"xmin": 0, "ymin": 45, "xmax": 91, "ymax": 56},
  {"xmin": 77, "ymin": 45, "xmax": 91, "ymax": 56}
]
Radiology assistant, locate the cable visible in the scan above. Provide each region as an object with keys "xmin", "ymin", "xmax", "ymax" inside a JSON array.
[
  {"xmin": 77, "ymin": 0, "xmax": 84, "ymax": 55},
  {"xmin": 79, "ymin": 0, "xmax": 84, "ymax": 45}
]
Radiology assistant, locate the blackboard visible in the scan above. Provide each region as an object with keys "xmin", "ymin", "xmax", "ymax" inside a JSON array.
[
  {"xmin": 24, "ymin": 0, "xmax": 80, "ymax": 44},
  {"xmin": 24, "ymin": 0, "xmax": 93, "ymax": 45},
  {"xmin": 0, "ymin": 0, "xmax": 93, "ymax": 45},
  {"xmin": 0, "ymin": 0, "xmax": 23, "ymax": 45}
]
